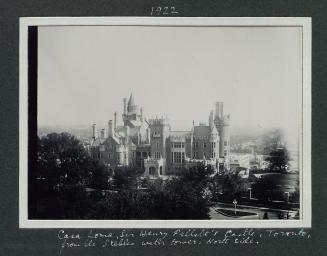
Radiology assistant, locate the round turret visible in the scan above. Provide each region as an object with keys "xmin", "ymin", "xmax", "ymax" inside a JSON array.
[{"xmin": 127, "ymin": 94, "xmax": 139, "ymax": 114}]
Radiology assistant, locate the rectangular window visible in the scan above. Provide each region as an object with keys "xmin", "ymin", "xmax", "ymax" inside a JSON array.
[
  {"xmin": 195, "ymin": 151, "xmax": 198, "ymax": 158},
  {"xmin": 211, "ymin": 152, "xmax": 216, "ymax": 158},
  {"xmin": 137, "ymin": 151, "xmax": 141, "ymax": 157},
  {"xmin": 132, "ymin": 152, "xmax": 135, "ymax": 158},
  {"xmin": 224, "ymin": 141, "xmax": 228, "ymax": 146},
  {"xmin": 173, "ymin": 152, "xmax": 182, "ymax": 163},
  {"xmin": 182, "ymin": 152, "xmax": 185, "ymax": 163},
  {"xmin": 203, "ymin": 142, "xmax": 207, "ymax": 148},
  {"xmin": 156, "ymin": 142, "xmax": 159, "ymax": 149},
  {"xmin": 171, "ymin": 152, "xmax": 174, "ymax": 163},
  {"xmin": 142, "ymin": 152, "xmax": 147, "ymax": 158},
  {"xmin": 173, "ymin": 142, "xmax": 182, "ymax": 148},
  {"xmin": 108, "ymin": 153, "xmax": 111, "ymax": 159},
  {"xmin": 181, "ymin": 142, "xmax": 185, "ymax": 148},
  {"xmin": 154, "ymin": 152, "xmax": 161, "ymax": 159},
  {"xmin": 224, "ymin": 150, "xmax": 227, "ymax": 156},
  {"xmin": 211, "ymin": 142, "xmax": 216, "ymax": 149},
  {"xmin": 193, "ymin": 142, "xmax": 198, "ymax": 149}
]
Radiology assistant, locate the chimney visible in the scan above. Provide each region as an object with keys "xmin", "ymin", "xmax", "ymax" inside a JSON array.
[
  {"xmin": 108, "ymin": 120, "xmax": 114, "ymax": 137},
  {"xmin": 100, "ymin": 129, "xmax": 105, "ymax": 139},
  {"xmin": 209, "ymin": 110, "xmax": 214, "ymax": 128},
  {"xmin": 114, "ymin": 112, "xmax": 117, "ymax": 130},
  {"xmin": 140, "ymin": 107, "xmax": 143, "ymax": 121},
  {"xmin": 92, "ymin": 124, "xmax": 96, "ymax": 140},
  {"xmin": 123, "ymin": 98, "xmax": 127, "ymax": 115},
  {"xmin": 215, "ymin": 102, "xmax": 224, "ymax": 119}
]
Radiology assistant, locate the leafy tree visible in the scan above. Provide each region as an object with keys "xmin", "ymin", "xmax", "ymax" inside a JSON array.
[
  {"xmin": 251, "ymin": 175, "xmax": 277, "ymax": 202},
  {"xmin": 261, "ymin": 128, "xmax": 284, "ymax": 154},
  {"xmin": 221, "ymin": 173, "xmax": 249, "ymax": 201},
  {"xmin": 88, "ymin": 163, "xmax": 213, "ymax": 220},
  {"xmin": 265, "ymin": 147, "xmax": 290, "ymax": 172},
  {"xmin": 113, "ymin": 166, "xmax": 144, "ymax": 189},
  {"xmin": 31, "ymin": 132, "xmax": 108, "ymax": 219},
  {"xmin": 32, "ymin": 137, "xmax": 218, "ymax": 220},
  {"xmin": 37, "ymin": 133, "xmax": 89, "ymax": 185}
]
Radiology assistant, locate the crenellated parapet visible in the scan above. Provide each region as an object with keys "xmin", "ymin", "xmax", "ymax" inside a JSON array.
[
  {"xmin": 222, "ymin": 114, "xmax": 231, "ymax": 126},
  {"xmin": 148, "ymin": 117, "xmax": 169, "ymax": 126}
]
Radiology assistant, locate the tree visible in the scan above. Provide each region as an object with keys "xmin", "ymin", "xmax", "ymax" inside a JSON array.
[
  {"xmin": 261, "ymin": 128, "xmax": 284, "ymax": 155},
  {"xmin": 251, "ymin": 175, "xmax": 277, "ymax": 202},
  {"xmin": 265, "ymin": 147, "xmax": 290, "ymax": 172},
  {"xmin": 31, "ymin": 132, "xmax": 108, "ymax": 219},
  {"xmin": 113, "ymin": 166, "xmax": 144, "ymax": 189},
  {"xmin": 88, "ymin": 163, "xmax": 214, "ymax": 220},
  {"xmin": 221, "ymin": 173, "xmax": 249, "ymax": 201},
  {"xmin": 37, "ymin": 133, "xmax": 90, "ymax": 185}
]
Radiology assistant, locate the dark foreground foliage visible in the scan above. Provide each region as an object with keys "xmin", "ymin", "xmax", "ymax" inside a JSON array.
[{"xmin": 30, "ymin": 133, "xmax": 213, "ymax": 219}]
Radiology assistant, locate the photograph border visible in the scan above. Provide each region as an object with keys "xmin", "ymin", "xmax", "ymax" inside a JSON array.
[{"xmin": 19, "ymin": 16, "xmax": 312, "ymax": 228}]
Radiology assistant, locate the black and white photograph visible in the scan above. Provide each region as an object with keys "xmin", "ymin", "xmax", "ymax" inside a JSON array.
[{"xmin": 19, "ymin": 17, "xmax": 311, "ymax": 228}]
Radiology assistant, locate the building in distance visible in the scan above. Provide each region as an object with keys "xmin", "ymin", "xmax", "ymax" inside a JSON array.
[{"xmin": 89, "ymin": 94, "xmax": 231, "ymax": 177}]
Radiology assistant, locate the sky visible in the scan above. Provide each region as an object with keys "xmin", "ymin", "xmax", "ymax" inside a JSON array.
[{"xmin": 38, "ymin": 25, "xmax": 302, "ymax": 148}]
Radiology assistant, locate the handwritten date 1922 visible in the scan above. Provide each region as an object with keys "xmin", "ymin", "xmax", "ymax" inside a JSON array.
[{"xmin": 150, "ymin": 6, "xmax": 179, "ymax": 16}]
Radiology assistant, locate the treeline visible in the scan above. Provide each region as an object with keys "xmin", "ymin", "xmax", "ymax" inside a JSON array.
[
  {"xmin": 30, "ymin": 132, "xmax": 298, "ymax": 220},
  {"xmin": 30, "ymin": 133, "xmax": 213, "ymax": 219},
  {"xmin": 231, "ymin": 128, "xmax": 288, "ymax": 155}
]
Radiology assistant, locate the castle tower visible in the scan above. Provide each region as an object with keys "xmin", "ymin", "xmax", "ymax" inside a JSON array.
[
  {"xmin": 144, "ymin": 117, "xmax": 170, "ymax": 176},
  {"xmin": 127, "ymin": 93, "xmax": 139, "ymax": 114},
  {"xmin": 149, "ymin": 117, "xmax": 170, "ymax": 159},
  {"xmin": 214, "ymin": 102, "xmax": 230, "ymax": 169},
  {"xmin": 209, "ymin": 111, "xmax": 219, "ymax": 159},
  {"xmin": 123, "ymin": 93, "xmax": 143, "ymax": 126}
]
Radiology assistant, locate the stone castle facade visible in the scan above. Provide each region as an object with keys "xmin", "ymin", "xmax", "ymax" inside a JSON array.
[{"xmin": 90, "ymin": 94, "xmax": 230, "ymax": 177}]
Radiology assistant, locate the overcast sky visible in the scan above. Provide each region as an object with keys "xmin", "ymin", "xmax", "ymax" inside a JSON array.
[{"xmin": 38, "ymin": 25, "xmax": 302, "ymax": 148}]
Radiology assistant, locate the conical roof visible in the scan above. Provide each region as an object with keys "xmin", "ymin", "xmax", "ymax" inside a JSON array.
[{"xmin": 127, "ymin": 94, "xmax": 136, "ymax": 109}]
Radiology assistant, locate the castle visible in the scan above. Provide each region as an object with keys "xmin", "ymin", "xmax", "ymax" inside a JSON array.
[{"xmin": 90, "ymin": 94, "xmax": 230, "ymax": 177}]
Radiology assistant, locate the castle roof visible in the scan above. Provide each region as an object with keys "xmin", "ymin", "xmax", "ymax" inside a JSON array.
[
  {"xmin": 128, "ymin": 94, "xmax": 136, "ymax": 108},
  {"xmin": 128, "ymin": 119, "xmax": 142, "ymax": 127},
  {"xmin": 170, "ymin": 131, "xmax": 191, "ymax": 139},
  {"xmin": 90, "ymin": 137, "xmax": 106, "ymax": 147},
  {"xmin": 193, "ymin": 126, "xmax": 210, "ymax": 137}
]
